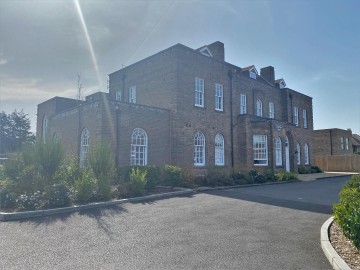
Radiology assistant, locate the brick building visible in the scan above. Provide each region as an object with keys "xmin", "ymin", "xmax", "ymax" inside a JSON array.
[
  {"xmin": 37, "ymin": 41, "xmax": 314, "ymax": 173},
  {"xmin": 313, "ymin": 128, "xmax": 353, "ymax": 156}
]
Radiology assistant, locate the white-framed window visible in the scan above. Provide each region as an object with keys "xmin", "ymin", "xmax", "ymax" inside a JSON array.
[
  {"xmin": 42, "ymin": 115, "xmax": 48, "ymax": 142},
  {"xmin": 194, "ymin": 131, "xmax": 205, "ymax": 166},
  {"xmin": 240, "ymin": 94, "xmax": 247, "ymax": 114},
  {"xmin": 129, "ymin": 86, "xmax": 136, "ymax": 103},
  {"xmin": 215, "ymin": 83, "xmax": 223, "ymax": 111},
  {"xmin": 215, "ymin": 134, "xmax": 224, "ymax": 166},
  {"xmin": 294, "ymin": 107, "xmax": 299, "ymax": 126},
  {"xmin": 130, "ymin": 128, "xmax": 147, "ymax": 166},
  {"xmin": 80, "ymin": 128, "xmax": 89, "ymax": 168},
  {"xmin": 279, "ymin": 80, "xmax": 286, "ymax": 89},
  {"xmin": 304, "ymin": 144, "xmax": 309, "ymax": 165},
  {"xmin": 340, "ymin": 137, "xmax": 344, "ymax": 150},
  {"xmin": 195, "ymin": 78, "xmax": 204, "ymax": 107},
  {"xmin": 256, "ymin": 99, "xmax": 263, "ymax": 117},
  {"xmin": 296, "ymin": 143, "xmax": 301, "ymax": 165},
  {"xmin": 269, "ymin": 102, "xmax": 275, "ymax": 119},
  {"xmin": 275, "ymin": 137, "xmax": 282, "ymax": 166},
  {"xmin": 116, "ymin": 91, "xmax": 121, "ymax": 101},
  {"xmin": 345, "ymin": 138, "xmax": 349, "ymax": 150},
  {"xmin": 250, "ymin": 70, "xmax": 257, "ymax": 79},
  {"xmin": 253, "ymin": 135, "xmax": 268, "ymax": 166},
  {"xmin": 303, "ymin": 109, "xmax": 307, "ymax": 128}
]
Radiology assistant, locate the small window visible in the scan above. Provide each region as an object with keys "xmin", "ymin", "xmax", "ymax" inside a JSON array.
[
  {"xmin": 215, "ymin": 134, "xmax": 224, "ymax": 166},
  {"xmin": 215, "ymin": 84, "xmax": 223, "ymax": 111},
  {"xmin": 256, "ymin": 99, "xmax": 263, "ymax": 117},
  {"xmin": 240, "ymin": 94, "xmax": 247, "ymax": 114},
  {"xmin": 250, "ymin": 70, "xmax": 257, "ymax": 79},
  {"xmin": 42, "ymin": 115, "xmax": 48, "ymax": 142},
  {"xmin": 275, "ymin": 137, "xmax": 282, "ymax": 166},
  {"xmin": 340, "ymin": 137, "xmax": 344, "ymax": 150},
  {"xmin": 129, "ymin": 86, "xmax": 136, "ymax": 103},
  {"xmin": 294, "ymin": 107, "xmax": 299, "ymax": 126},
  {"xmin": 303, "ymin": 109, "xmax": 307, "ymax": 128},
  {"xmin": 130, "ymin": 128, "xmax": 148, "ymax": 166},
  {"xmin": 269, "ymin": 102, "xmax": 275, "ymax": 119},
  {"xmin": 80, "ymin": 128, "xmax": 89, "ymax": 168},
  {"xmin": 194, "ymin": 132, "xmax": 205, "ymax": 166},
  {"xmin": 345, "ymin": 138, "xmax": 349, "ymax": 150},
  {"xmin": 195, "ymin": 78, "xmax": 204, "ymax": 107},
  {"xmin": 279, "ymin": 81, "xmax": 286, "ymax": 89},
  {"xmin": 253, "ymin": 135, "xmax": 268, "ymax": 166},
  {"xmin": 296, "ymin": 143, "xmax": 301, "ymax": 165},
  {"xmin": 116, "ymin": 91, "xmax": 121, "ymax": 101},
  {"xmin": 304, "ymin": 144, "xmax": 309, "ymax": 165}
]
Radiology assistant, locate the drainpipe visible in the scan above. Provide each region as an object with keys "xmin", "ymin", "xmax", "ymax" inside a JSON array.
[{"xmin": 228, "ymin": 70, "xmax": 234, "ymax": 168}]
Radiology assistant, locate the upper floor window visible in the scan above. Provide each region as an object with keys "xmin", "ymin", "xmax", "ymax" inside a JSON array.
[
  {"xmin": 279, "ymin": 80, "xmax": 286, "ymax": 89},
  {"xmin": 80, "ymin": 128, "xmax": 89, "ymax": 168},
  {"xmin": 194, "ymin": 131, "xmax": 205, "ymax": 166},
  {"xmin": 296, "ymin": 143, "xmax": 301, "ymax": 165},
  {"xmin": 249, "ymin": 67, "xmax": 258, "ymax": 79},
  {"xmin": 129, "ymin": 86, "xmax": 136, "ymax": 103},
  {"xmin": 256, "ymin": 99, "xmax": 263, "ymax": 117},
  {"xmin": 345, "ymin": 138, "xmax": 349, "ymax": 150},
  {"xmin": 215, "ymin": 134, "xmax": 224, "ymax": 166},
  {"xmin": 304, "ymin": 144, "xmax": 309, "ymax": 165},
  {"xmin": 215, "ymin": 83, "xmax": 223, "ymax": 111},
  {"xmin": 42, "ymin": 115, "xmax": 48, "ymax": 142},
  {"xmin": 240, "ymin": 94, "xmax": 247, "ymax": 114},
  {"xmin": 116, "ymin": 91, "xmax": 122, "ymax": 101},
  {"xmin": 275, "ymin": 137, "xmax": 282, "ymax": 166},
  {"xmin": 131, "ymin": 128, "xmax": 147, "ymax": 166},
  {"xmin": 195, "ymin": 78, "xmax": 204, "ymax": 107},
  {"xmin": 269, "ymin": 102, "xmax": 275, "ymax": 119},
  {"xmin": 303, "ymin": 110, "xmax": 307, "ymax": 128},
  {"xmin": 253, "ymin": 135, "xmax": 268, "ymax": 166},
  {"xmin": 294, "ymin": 107, "xmax": 299, "ymax": 126},
  {"xmin": 340, "ymin": 137, "xmax": 344, "ymax": 150}
]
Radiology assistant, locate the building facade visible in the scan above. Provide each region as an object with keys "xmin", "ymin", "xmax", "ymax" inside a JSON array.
[
  {"xmin": 313, "ymin": 128, "xmax": 353, "ymax": 156},
  {"xmin": 37, "ymin": 41, "xmax": 314, "ymax": 173}
]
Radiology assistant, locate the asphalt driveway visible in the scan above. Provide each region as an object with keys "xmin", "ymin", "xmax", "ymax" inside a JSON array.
[{"xmin": 0, "ymin": 176, "xmax": 350, "ymax": 269}]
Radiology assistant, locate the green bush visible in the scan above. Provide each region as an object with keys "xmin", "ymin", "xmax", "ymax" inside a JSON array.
[
  {"xmin": 17, "ymin": 191, "xmax": 41, "ymax": 211},
  {"xmin": 298, "ymin": 166, "xmax": 310, "ymax": 174},
  {"xmin": 3, "ymin": 153, "xmax": 24, "ymax": 180},
  {"xmin": 54, "ymin": 156, "xmax": 81, "ymax": 187},
  {"xmin": 0, "ymin": 189, "xmax": 17, "ymax": 210},
  {"xmin": 275, "ymin": 171, "xmax": 297, "ymax": 181},
  {"xmin": 43, "ymin": 183, "xmax": 72, "ymax": 208},
  {"xmin": 130, "ymin": 167, "xmax": 147, "ymax": 196},
  {"xmin": 231, "ymin": 171, "xmax": 248, "ymax": 185},
  {"xmin": 206, "ymin": 167, "xmax": 232, "ymax": 186},
  {"xmin": 73, "ymin": 170, "xmax": 95, "ymax": 203},
  {"xmin": 333, "ymin": 175, "xmax": 360, "ymax": 250},
  {"xmin": 310, "ymin": 166, "xmax": 322, "ymax": 173},
  {"xmin": 163, "ymin": 165, "xmax": 184, "ymax": 187},
  {"xmin": 254, "ymin": 173, "xmax": 267, "ymax": 184},
  {"xmin": 144, "ymin": 165, "xmax": 162, "ymax": 190}
]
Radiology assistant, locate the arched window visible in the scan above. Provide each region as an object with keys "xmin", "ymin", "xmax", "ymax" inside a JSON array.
[
  {"xmin": 275, "ymin": 137, "xmax": 282, "ymax": 166},
  {"xmin": 130, "ymin": 128, "xmax": 147, "ymax": 166},
  {"xmin": 256, "ymin": 99, "xmax": 263, "ymax": 117},
  {"xmin": 80, "ymin": 128, "xmax": 89, "ymax": 167},
  {"xmin": 194, "ymin": 132, "xmax": 205, "ymax": 166},
  {"xmin": 215, "ymin": 134, "xmax": 224, "ymax": 166},
  {"xmin": 296, "ymin": 143, "xmax": 301, "ymax": 165},
  {"xmin": 304, "ymin": 144, "xmax": 309, "ymax": 165},
  {"xmin": 42, "ymin": 115, "xmax": 48, "ymax": 142}
]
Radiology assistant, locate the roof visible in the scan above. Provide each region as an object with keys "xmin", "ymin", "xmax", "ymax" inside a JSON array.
[{"xmin": 352, "ymin": 134, "xmax": 360, "ymax": 146}]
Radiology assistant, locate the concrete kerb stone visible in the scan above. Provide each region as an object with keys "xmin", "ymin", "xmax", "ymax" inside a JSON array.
[
  {"xmin": 0, "ymin": 189, "xmax": 194, "ymax": 222},
  {"xmin": 321, "ymin": 217, "xmax": 352, "ymax": 270}
]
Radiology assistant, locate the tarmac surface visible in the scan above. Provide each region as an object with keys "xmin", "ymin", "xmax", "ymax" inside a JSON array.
[{"xmin": 0, "ymin": 175, "xmax": 351, "ymax": 269}]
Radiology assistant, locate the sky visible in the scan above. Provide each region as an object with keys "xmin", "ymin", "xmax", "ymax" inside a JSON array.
[{"xmin": 0, "ymin": 0, "xmax": 359, "ymax": 135}]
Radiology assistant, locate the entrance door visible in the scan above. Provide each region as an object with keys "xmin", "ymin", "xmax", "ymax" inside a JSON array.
[{"xmin": 285, "ymin": 136, "xmax": 290, "ymax": 172}]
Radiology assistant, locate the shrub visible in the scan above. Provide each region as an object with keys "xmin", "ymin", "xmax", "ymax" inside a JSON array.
[
  {"xmin": 231, "ymin": 171, "xmax": 247, "ymax": 185},
  {"xmin": 298, "ymin": 166, "xmax": 309, "ymax": 174},
  {"xmin": 144, "ymin": 165, "xmax": 162, "ymax": 190},
  {"xmin": 254, "ymin": 173, "xmax": 267, "ymax": 184},
  {"xmin": 14, "ymin": 164, "xmax": 42, "ymax": 194},
  {"xmin": 54, "ymin": 156, "xmax": 81, "ymax": 187},
  {"xmin": 17, "ymin": 191, "xmax": 41, "ymax": 211},
  {"xmin": 73, "ymin": 170, "xmax": 95, "ymax": 203},
  {"xmin": 3, "ymin": 153, "xmax": 24, "ymax": 180},
  {"xmin": 163, "ymin": 165, "xmax": 184, "ymax": 187},
  {"xmin": 0, "ymin": 189, "xmax": 17, "ymax": 210},
  {"xmin": 43, "ymin": 183, "xmax": 72, "ymax": 208},
  {"xmin": 129, "ymin": 167, "xmax": 147, "ymax": 196},
  {"xmin": 206, "ymin": 167, "xmax": 232, "ymax": 186},
  {"xmin": 275, "ymin": 171, "xmax": 297, "ymax": 181},
  {"xmin": 182, "ymin": 167, "xmax": 196, "ymax": 188},
  {"xmin": 310, "ymin": 166, "xmax": 322, "ymax": 173},
  {"xmin": 333, "ymin": 175, "xmax": 360, "ymax": 250}
]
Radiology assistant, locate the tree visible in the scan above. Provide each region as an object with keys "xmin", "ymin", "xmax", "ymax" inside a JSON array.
[{"xmin": 0, "ymin": 110, "xmax": 35, "ymax": 153}]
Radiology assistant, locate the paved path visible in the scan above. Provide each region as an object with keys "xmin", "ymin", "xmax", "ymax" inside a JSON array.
[{"xmin": 0, "ymin": 176, "xmax": 350, "ymax": 270}]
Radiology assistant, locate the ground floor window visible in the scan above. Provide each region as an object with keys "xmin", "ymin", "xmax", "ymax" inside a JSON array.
[
  {"xmin": 275, "ymin": 137, "xmax": 282, "ymax": 166},
  {"xmin": 80, "ymin": 128, "xmax": 89, "ymax": 167},
  {"xmin": 304, "ymin": 143, "xmax": 309, "ymax": 165},
  {"xmin": 296, "ymin": 143, "xmax": 301, "ymax": 165},
  {"xmin": 215, "ymin": 134, "xmax": 224, "ymax": 166},
  {"xmin": 194, "ymin": 132, "xmax": 205, "ymax": 166},
  {"xmin": 130, "ymin": 128, "xmax": 147, "ymax": 166},
  {"xmin": 253, "ymin": 135, "xmax": 268, "ymax": 165}
]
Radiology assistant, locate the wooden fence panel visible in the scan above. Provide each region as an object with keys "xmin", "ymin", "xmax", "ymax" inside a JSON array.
[{"xmin": 315, "ymin": 155, "xmax": 360, "ymax": 172}]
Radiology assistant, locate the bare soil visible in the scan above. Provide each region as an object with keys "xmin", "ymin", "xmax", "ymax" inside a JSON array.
[{"xmin": 329, "ymin": 221, "xmax": 360, "ymax": 270}]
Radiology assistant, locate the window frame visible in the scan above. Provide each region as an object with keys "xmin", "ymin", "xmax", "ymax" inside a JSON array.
[
  {"xmin": 250, "ymin": 71, "xmax": 257, "ymax": 79},
  {"xmin": 130, "ymin": 128, "xmax": 148, "ymax": 166},
  {"xmin": 215, "ymin": 133, "xmax": 225, "ymax": 166},
  {"xmin": 275, "ymin": 137, "xmax": 282, "ymax": 166},
  {"xmin": 194, "ymin": 131, "xmax": 205, "ymax": 166},
  {"xmin": 215, "ymin": 83, "xmax": 223, "ymax": 111},
  {"xmin": 296, "ymin": 143, "xmax": 301, "ymax": 165},
  {"xmin": 345, "ymin": 137, "xmax": 349, "ymax": 150},
  {"xmin": 129, "ymin": 86, "xmax": 136, "ymax": 103},
  {"xmin": 195, "ymin": 78, "xmax": 204, "ymax": 107},
  {"xmin": 253, "ymin": 135, "xmax": 268, "ymax": 166},
  {"xmin": 303, "ymin": 109, "xmax": 307, "ymax": 128},
  {"xmin": 304, "ymin": 143, "xmax": 309, "ymax": 165},
  {"xmin": 256, "ymin": 99, "xmax": 263, "ymax": 117},
  {"xmin": 42, "ymin": 115, "xmax": 48, "ymax": 142},
  {"xmin": 240, "ymin": 94, "xmax": 247, "ymax": 114},
  {"xmin": 269, "ymin": 102, "xmax": 275, "ymax": 119},
  {"xmin": 294, "ymin": 107, "xmax": 299, "ymax": 126},
  {"xmin": 340, "ymin": 137, "xmax": 344, "ymax": 150},
  {"xmin": 80, "ymin": 128, "xmax": 89, "ymax": 168}
]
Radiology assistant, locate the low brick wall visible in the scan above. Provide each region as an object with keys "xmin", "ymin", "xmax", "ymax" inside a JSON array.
[{"xmin": 315, "ymin": 155, "xmax": 360, "ymax": 172}]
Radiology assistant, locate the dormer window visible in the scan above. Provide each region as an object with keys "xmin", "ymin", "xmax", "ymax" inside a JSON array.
[
  {"xmin": 279, "ymin": 80, "xmax": 286, "ymax": 89},
  {"xmin": 249, "ymin": 67, "xmax": 258, "ymax": 79},
  {"xmin": 199, "ymin": 47, "xmax": 212, "ymax": 58}
]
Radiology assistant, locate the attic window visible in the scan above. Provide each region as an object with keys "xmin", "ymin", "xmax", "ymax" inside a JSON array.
[
  {"xmin": 199, "ymin": 47, "xmax": 212, "ymax": 58},
  {"xmin": 249, "ymin": 68, "xmax": 258, "ymax": 79},
  {"xmin": 279, "ymin": 80, "xmax": 286, "ymax": 89}
]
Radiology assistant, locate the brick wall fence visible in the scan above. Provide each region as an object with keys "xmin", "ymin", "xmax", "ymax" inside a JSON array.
[{"xmin": 315, "ymin": 155, "xmax": 360, "ymax": 172}]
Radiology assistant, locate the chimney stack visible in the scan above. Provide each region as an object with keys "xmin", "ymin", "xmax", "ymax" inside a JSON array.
[{"xmin": 260, "ymin": 66, "xmax": 275, "ymax": 84}]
